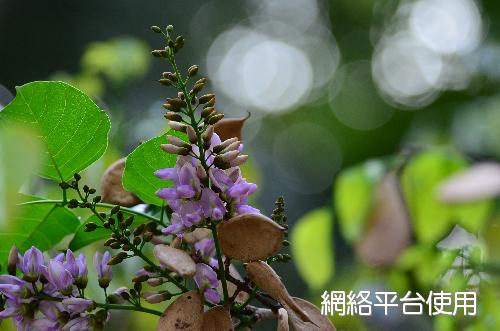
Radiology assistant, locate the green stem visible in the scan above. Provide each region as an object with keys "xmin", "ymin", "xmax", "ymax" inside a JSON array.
[
  {"xmin": 18, "ymin": 199, "xmax": 160, "ymax": 223},
  {"xmin": 211, "ymin": 222, "xmax": 229, "ymax": 303},
  {"xmin": 95, "ymin": 303, "xmax": 162, "ymax": 316}
]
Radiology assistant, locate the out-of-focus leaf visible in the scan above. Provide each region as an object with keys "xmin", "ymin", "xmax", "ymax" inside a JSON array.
[
  {"xmin": 334, "ymin": 160, "xmax": 385, "ymax": 243},
  {"xmin": 356, "ymin": 172, "xmax": 411, "ymax": 267},
  {"xmin": 123, "ymin": 132, "xmax": 182, "ymax": 205},
  {"xmin": 0, "ymin": 126, "xmax": 41, "ymax": 224},
  {"xmin": 69, "ymin": 212, "xmax": 147, "ymax": 251},
  {"xmin": 291, "ymin": 208, "xmax": 334, "ymax": 290},
  {"xmin": 0, "ymin": 202, "xmax": 79, "ymax": 269},
  {"xmin": 0, "ymin": 81, "xmax": 110, "ymax": 181},
  {"xmin": 401, "ymin": 150, "xmax": 492, "ymax": 244}
]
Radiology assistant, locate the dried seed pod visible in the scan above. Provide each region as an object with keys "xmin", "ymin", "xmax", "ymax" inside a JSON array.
[
  {"xmin": 355, "ymin": 172, "xmax": 411, "ymax": 267},
  {"xmin": 218, "ymin": 214, "xmax": 284, "ymax": 262},
  {"xmin": 287, "ymin": 297, "xmax": 336, "ymax": 331},
  {"xmin": 277, "ymin": 308, "xmax": 289, "ymax": 331},
  {"xmin": 214, "ymin": 112, "xmax": 250, "ymax": 141},
  {"xmin": 183, "ymin": 228, "xmax": 211, "ymax": 245},
  {"xmin": 153, "ymin": 244, "xmax": 196, "ymax": 277},
  {"xmin": 101, "ymin": 158, "xmax": 141, "ymax": 207},
  {"xmin": 156, "ymin": 291, "xmax": 203, "ymax": 331},
  {"xmin": 201, "ymin": 306, "xmax": 233, "ymax": 331},
  {"xmin": 245, "ymin": 262, "xmax": 314, "ymax": 325}
]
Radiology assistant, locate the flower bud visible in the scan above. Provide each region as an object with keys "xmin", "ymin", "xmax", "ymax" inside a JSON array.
[
  {"xmin": 166, "ymin": 25, "xmax": 174, "ymax": 32},
  {"xmin": 219, "ymin": 150, "xmax": 239, "ymax": 162},
  {"xmin": 188, "ymin": 65, "xmax": 199, "ymax": 76},
  {"xmin": 161, "ymin": 144, "xmax": 189, "ymax": 156},
  {"xmin": 162, "ymin": 72, "xmax": 177, "ymax": 82},
  {"xmin": 167, "ymin": 135, "xmax": 191, "ymax": 149},
  {"xmin": 192, "ymin": 82, "xmax": 204, "ymax": 94},
  {"xmin": 207, "ymin": 113, "xmax": 224, "ymax": 125},
  {"xmin": 196, "ymin": 164, "xmax": 207, "ymax": 180},
  {"xmin": 224, "ymin": 140, "xmax": 241, "ymax": 152},
  {"xmin": 186, "ymin": 126, "xmax": 198, "ymax": 144},
  {"xmin": 195, "ymin": 77, "xmax": 207, "ymax": 85},
  {"xmin": 230, "ymin": 155, "xmax": 249, "ymax": 167},
  {"xmin": 164, "ymin": 112, "xmax": 183, "ymax": 122},
  {"xmin": 143, "ymin": 291, "xmax": 171, "ymax": 304},
  {"xmin": 7, "ymin": 245, "xmax": 18, "ymax": 276},
  {"xmin": 201, "ymin": 107, "xmax": 215, "ymax": 118},
  {"xmin": 84, "ymin": 222, "xmax": 98, "ymax": 232},
  {"xmin": 204, "ymin": 97, "xmax": 216, "ymax": 108},
  {"xmin": 213, "ymin": 156, "xmax": 230, "ymax": 170},
  {"xmin": 168, "ymin": 121, "xmax": 187, "ymax": 132},
  {"xmin": 199, "ymin": 94, "xmax": 215, "ymax": 104},
  {"xmin": 151, "ymin": 50, "xmax": 163, "ymax": 57},
  {"xmin": 151, "ymin": 26, "xmax": 162, "ymax": 33},
  {"xmin": 168, "ymin": 98, "xmax": 187, "ymax": 109},
  {"xmin": 202, "ymin": 125, "xmax": 214, "ymax": 143},
  {"xmin": 147, "ymin": 277, "xmax": 164, "ymax": 287},
  {"xmin": 158, "ymin": 78, "xmax": 172, "ymax": 86},
  {"xmin": 213, "ymin": 137, "xmax": 238, "ymax": 153}
]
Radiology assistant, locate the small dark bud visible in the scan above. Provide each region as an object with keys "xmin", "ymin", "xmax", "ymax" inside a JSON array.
[
  {"xmin": 188, "ymin": 65, "xmax": 199, "ymax": 77},
  {"xmin": 151, "ymin": 50, "xmax": 163, "ymax": 57},
  {"xmin": 120, "ymin": 291, "xmax": 130, "ymax": 300},
  {"xmin": 133, "ymin": 236, "xmax": 142, "ymax": 246},
  {"xmin": 104, "ymin": 238, "xmax": 116, "ymax": 247},
  {"xmin": 213, "ymin": 156, "xmax": 230, "ymax": 170},
  {"xmin": 110, "ymin": 205, "xmax": 120, "ymax": 215},
  {"xmin": 73, "ymin": 173, "xmax": 81, "ymax": 181},
  {"xmin": 151, "ymin": 26, "xmax": 162, "ymax": 33},
  {"xmin": 89, "ymin": 188, "xmax": 96, "ymax": 194},
  {"xmin": 93, "ymin": 196, "xmax": 102, "ymax": 203},
  {"xmin": 83, "ymin": 185, "xmax": 89, "ymax": 193},
  {"xmin": 162, "ymin": 72, "xmax": 177, "ymax": 82},
  {"xmin": 201, "ymin": 107, "xmax": 215, "ymax": 118},
  {"xmin": 84, "ymin": 222, "xmax": 98, "ymax": 232},
  {"xmin": 124, "ymin": 229, "xmax": 131, "ymax": 236},
  {"xmin": 125, "ymin": 216, "xmax": 134, "ymax": 227},
  {"xmin": 108, "ymin": 218, "xmax": 115, "ymax": 225},
  {"xmin": 192, "ymin": 82, "xmax": 204, "ymax": 95},
  {"xmin": 99, "ymin": 212, "xmax": 107, "ymax": 219},
  {"xmin": 169, "ymin": 98, "xmax": 187, "ymax": 109},
  {"xmin": 195, "ymin": 77, "xmax": 207, "ymax": 85},
  {"xmin": 143, "ymin": 265, "xmax": 155, "ymax": 273},
  {"xmin": 207, "ymin": 113, "xmax": 224, "ymax": 125},
  {"xmin": 108, "ymin": 252, "xmax": 128, "ymax": 266},
  {"xmin": 119, "ymin": 222, "xmax": 127, "ymax": 230},
  {"xmin": 59, "ymin": 182, "xmax": 70, "ymax": 189},
  {"xmin": 103, "ymin": 222, "xmax": 111, "ymax": 229},
  {"xmin": 178, "ymin": 92, "xmax": 185, "ymax": 100},
  {"xmin": 67, "ymin": 199, "xmax": 79, "ymax": 209},
  {"xmin": 159, "ymin": 78, "xmax": 172, "ymax": 86},
  {"xmin": 166, "ymin": 25, "xmax": 174, "ymax": 32},
  {"xmin": 122, "ymin": 244, "xmax": 130, "ymax": 251},
  {"xmin": 109, "ymin": 242, "xmax": 121, "ymax": 249},
  {"xmin": 133, "ymin": 274, "xmax": 149, "ymax": 283},
  {"xmin": 283, "ymin": 240, "xmax": 290, "ymax": 246},
  {"xmin": 204, "ymin": 97, "xmax": 216, "ymax": 108},
  {"xmin": 164, "ymin": 112, "xmax": 183, "ymax": 122},
  {"xmin": 143, "ymin": 231, "xmax": 153, "ymax": 242},
  {"xmin": 133, "ymin": 224, "xmax": 145, "ymax": 236},
  {"xmin": 199, "ymin": 94, "xmax": 215, "ymax": 104},
  {"xmin": 117, "ymin": 211, "xmax": 124, "ymax": 222},
  {"xmin": 134, "ymin": 281, "xmax": 142, "ymax": 293}
]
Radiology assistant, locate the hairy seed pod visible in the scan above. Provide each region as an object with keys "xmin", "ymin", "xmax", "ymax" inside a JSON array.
[
  {"xmin": 186, "ymin": 126, "xmax": 198, "ymax": 144},
  {"xmin": 164, "ymin": 112, "xmax": 182, "ymax": 122},
  {"xmin": 188, "ymin": 65, "xmax": 198, "ymax": 77},
  {"xmin": 198, "ymin": 94, "xmax": 215, "ymax": 104}
]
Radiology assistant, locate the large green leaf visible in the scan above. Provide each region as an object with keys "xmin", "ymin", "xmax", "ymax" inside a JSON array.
[
  {"xmin": 0, "ymin": 81, "xmax": 110, "ymax": 181},
  {"xmin": 291, "ymin": 208, "xmax": 334, "ymax": 290},
  {"xmin": 0, "ymin": 203, "xmax": 80, "ymax": 269},
  {"xmin": 69, "ymin": 212, "xmax": 148, "ymax": 251},
  {"xmin": 401, "ymin": 150, "xmax": 492, "ymax": 244},
  {"xmin": 123, "ymin": 133, "xmax": 180, "ymax": 205},
  {"xmin": 334, "ymin": 160, "xmax": 385, "ymax": 243}
]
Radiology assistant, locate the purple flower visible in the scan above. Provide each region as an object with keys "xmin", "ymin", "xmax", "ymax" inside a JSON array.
[
  {"xmin": 94, "ymin": 251, "xmax": 112, "ymax": 288},
  {"xmin": 18, "ymin": 246, "xmax": 45, "ymax": 279},
  {"xmin": 45, "ymin": 259, "xmax": 73, "ymax": 292},
  {"xmin": 199, "ymin": 188, "xmax": 226, "ymax": 220},
  {"xmin": 62, "ymin": 297, "xmax": 93, "ymax": 314},
  {"xmin": 194, "ymin": 263, "xmax": 220, "ymax": 304},
  {"xmin": 108, "ymin": 287, "xmax": 130, "ymax": 304},
  {"xmin": 64, "ymin": 250, "xmax": 88, "ymax": 289},
  {"xmin": 34, "ymin": 301, "xmax": 64, "ymax": 331},
  {"xmin": 194, "ymin": 239, "xmax": 218, "ymax": 267},
  {"xmin": 62, "ymin": 315, "xmax": 91, "ymax": 331},
  {"xmin": 0, "ymin": 275, "xmax": 29, "ymax": 300}
]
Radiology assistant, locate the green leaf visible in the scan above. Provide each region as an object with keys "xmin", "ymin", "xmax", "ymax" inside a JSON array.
[
  {"xmin": 401, "ymin": 150, "xmax": 492, "ymax": 244},
  {"xmin": 291, "ymin": 208, "xmax": 334, "ymax": 290},
  {"xmin": 334, "ymin": 160, "xmax": 385, "ymax": 243},
  {"xmin": 123, "ymin": 133, "xmax": 181, "ymax": 205},
  {"xmin": 0, "ymin": 203, "xmax": 79, "ymax": 269},
  {"xmin": 0, "ymin": 81, "xmax": 110, "ymax": 181},
  {"xmin": 69, "ymin": 212, "xmax": 148, "ymax": 251}
]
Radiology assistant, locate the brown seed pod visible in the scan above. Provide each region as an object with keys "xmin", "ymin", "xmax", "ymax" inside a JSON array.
[
  {"xmin": 183, "ymin": 228, "xmax": 211, "ymax": 245},
  {"xmin": 287, "ymin": 297, "xmax": 336, "ymax": 331},
  {"xmin": 153, "ymin": 244, "xmax": 196, "ymax": 277},
  {"xmin": 277, "ymin": 308, "xmax": 289, "ymax": 331},
  {"xmin": 355, "ymin": 172, "xmax": 411, "ymax": 267},
  {"xmin": 100, "ymin": 158, "xmax": 141, "ymax": 207},
  {"xmin": 218, "ymin": 214, "xmax": 284, "ymax": 262},
  {"xmin": 213, "ymin": 112, "xmax": 250, "ymax": 141},
  {"xmin": 201, "ymin": 306, "xmax": 234, "ymax": 331},
  {"xmin": 156, "ymin": 291, "xmax": 203, "ymax": 331},
  {"xmin": 245, "ymin": 262, "xmax": 314, "ymax": 325}
]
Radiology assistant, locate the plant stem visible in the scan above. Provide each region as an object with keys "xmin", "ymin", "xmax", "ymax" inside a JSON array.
[
  {"xmin": 211, "ymin": 222, "xmax": 229, "ymax": 303},
  {"xmin": 95, "ymin": 303, "xmax": 163, "ymax": 316},
  {"xmin": 18, "ymin": 199, "xmax": 161, "ymax": 223}
]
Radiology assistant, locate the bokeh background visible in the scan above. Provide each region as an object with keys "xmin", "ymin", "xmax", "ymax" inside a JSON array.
[{"xmin": 1, "ymin": 0, "xmax": 500, "ymax": 330}]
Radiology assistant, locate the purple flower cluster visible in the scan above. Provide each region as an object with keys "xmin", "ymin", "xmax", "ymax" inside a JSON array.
[
  {"xmin": 0, "ymin": 246, "xmax": 112, "ymax": 331},
  {"xmin": 155, "ymin": 132, "xmax": 259, "ymax": 236}
]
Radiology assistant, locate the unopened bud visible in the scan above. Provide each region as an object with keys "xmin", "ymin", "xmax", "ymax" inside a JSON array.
[
  {"xmin": 168, "ymin": 121, "xmax": 187, "ymax": 132},
  {"xmin": 107, "ymin": 252, "xmax": 128, "ymax": 266},
  {"xmin": 207, "ymin": 113, "xmax": 224, "ymax": 125},
  {"xmin": 196, "ymin": 164, "xmax": 207, "ymax": 180},
  {"xmin": 204, "ymin": 97, "xmax": 215, "ymax": 108},
  {"xmin": 219, "ymin": 150, "xmax": 239, "ymax": 162},
  {"xmin": 214, "ymin": 156, "xmax": 230, "ymax": 170},
  {"xmin": 68, "ymin": 199, "xmax": 79, "ymax": 209},
  {"xmin": 7, "ymin": 245, "xmax": 18, "ymax": 276},
  {"xmin": 162, "ymin": 72, "xmax": 177, "ymax": 82},
  {"xmin": 186, "ymin": 126, "xmax": 198, "ymax": 144},
  {"xmin": 230, "ymin": 155, "xmax": 249, "ymax": 167},
  {"xmin": 178, "ymin": 92, "xmax": 185, "ymax": 100},
  {"xmin": 151, "ymin": 26, "xmax": 162, "ymax": 33},
  {"xmin": 143, "ymin": 291, "xmax": 171, "ymax": 304},
  {"xmin": 199, "ymin": 94, "xmax": 215, "ymax": 104},
  {"xmin": 195, "ymin": 78, "xmax": 207, "ymax": 85},
  {"xmin": 133, "ymin": 274, "xmax": 149, "ymax": 283},
  {"xmin": 84, "ymin": 222, "xmax": 98, "ymax": 232},
  {"xmin": 147, "ymin": 278, "xmax": 164, "ymax": 287},
  {"xmin": 224, "ymin": 140, "xmax": 241, "ymax": 152},
  {"xmin": 151, "ymin": 50, "xmax": 163, "ymax": 58},
  {"xmin": 158, "ymin": 79, "xmax": 172, "ymax": 86},
  {"xmin": 167, "ymin": 135, "xmax": 191, "ymax": 149},
  {"xmin": 133, "ymin": 224, "xmax": 146, "ymax": 236},
  {"xmin": 168, "ymin": 98, "xmax": 187, "ymax": 109},
  {"xmin": 160, "ymin": 144, "xmax": 190, "ymax": 156},
  {"xmin": 166, "ymin": 25, "xmax": 174, "ymax": 32},
  {"xmin": 201, "ymin": 107, "xmax": 215, "ymax": 118},
  {"xmin": 164, "ymin": 112, "xmax": 182, "ymax": 122},
  {"xmin": 192, "ymin": 82, "xmax": 204, "ymax": 94},
  {"xmin": 188, "ymin": 65, "xmax": 199, "ymax": 77},
  {"xmin": 143, "ymin": 232, "xmax": 153, "ymax": 242},
  {"xmin": 202, "ymin": 125, "xmax": 214, "ymax": 143}
]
